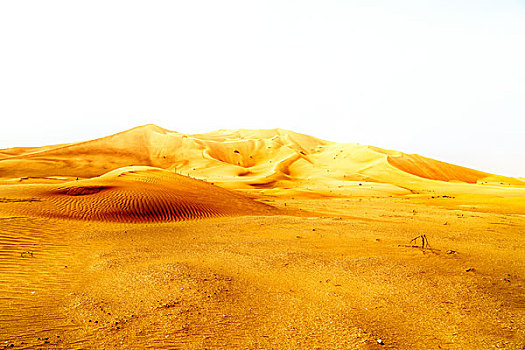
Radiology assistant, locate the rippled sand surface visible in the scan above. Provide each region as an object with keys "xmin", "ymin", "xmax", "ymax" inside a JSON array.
[{"xmin": 1, "ymin": 196, "xmax": 524, "ymax": 349}]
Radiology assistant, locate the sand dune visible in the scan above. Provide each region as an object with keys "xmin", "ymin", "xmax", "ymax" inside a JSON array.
[
  {"xmin": 0, "ymin": 124, "xmax": 523, "ymax": 201},
  {"xmin": 2, "ymin": 126, "xmax": 525, "ymax": 349},
  {"xmin": 0, "ymin": 166, "xmax": 276, "ymax": 222},
  {"xmin": 387, "ymin": 152, "xmax": 496, "ymax": 184}
]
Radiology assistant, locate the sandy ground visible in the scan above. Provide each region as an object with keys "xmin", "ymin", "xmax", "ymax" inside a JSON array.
[
  {"xmin": 0, "ymin": 195, "xmax": 523, "ymax": 349},
  {"xmin": 0, "ymin": 126, "xmax": 524, "ymax": 349}
]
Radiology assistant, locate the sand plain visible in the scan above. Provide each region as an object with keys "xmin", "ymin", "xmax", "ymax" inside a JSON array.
[{"xmin": 0, "ymin": 126, "xmax": 524, "ymax": 349}]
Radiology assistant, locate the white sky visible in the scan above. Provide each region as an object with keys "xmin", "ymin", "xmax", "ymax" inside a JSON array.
[{"xmin": 1, "ymin": 0, "xmax": 524, "ymax": 177}]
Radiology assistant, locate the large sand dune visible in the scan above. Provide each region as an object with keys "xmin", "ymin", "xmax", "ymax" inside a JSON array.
[
  {"xmin": 1, "ymin": 125, "xmax": 524, "ymax": 349},
  {"xmin": 1, "ymin": 125, "xmax": 522, "ymax": 195}
]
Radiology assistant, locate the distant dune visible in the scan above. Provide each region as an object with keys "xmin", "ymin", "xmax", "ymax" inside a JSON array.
[{"xmin": 0, "ymin": 124, "xmax": 523, "ymax": 198}]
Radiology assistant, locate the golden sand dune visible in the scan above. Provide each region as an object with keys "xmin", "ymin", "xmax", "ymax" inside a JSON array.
[
  {"xmin": 0, "ymin": 166, "xmax": 276, "ymax": 222},
  {"xmin": 387, "ymin": 152, "xmax": 507, "ymax": 184},
  {"xmin": 0, "ymin": 124, "xmax": 523, "ymax": 198},
  {"xmin": 2, "ymin": 126, "xmax": 525, "ymax": 349}
]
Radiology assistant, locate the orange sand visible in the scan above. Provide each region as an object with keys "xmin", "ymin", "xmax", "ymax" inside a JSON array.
[
  {"xmin": 0, "ymin": 167, "xmax": 276, "ymax": 222},
  {"xmin": 0, "ymin": 125, "xmax": 524, "ymax": 349}
]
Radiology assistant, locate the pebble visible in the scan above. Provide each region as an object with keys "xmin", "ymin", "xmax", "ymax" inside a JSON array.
[{"xmin": 377, "ymin": 339, "xmax": 384, "ymax": 345}]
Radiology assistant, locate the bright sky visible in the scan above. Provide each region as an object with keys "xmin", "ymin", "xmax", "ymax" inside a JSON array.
[{"xmin": 1, "ymin": 1, "xmax": 524, "ymax": 177}]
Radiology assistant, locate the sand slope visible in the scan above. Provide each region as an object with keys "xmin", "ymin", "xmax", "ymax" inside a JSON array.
[
  {"xmin": 0, "ymin": 166, "xmax": 276, "ymax": 222},
  {"xmin": 0, "ymin": 125, "xmax": 523, "ymax": 198}
]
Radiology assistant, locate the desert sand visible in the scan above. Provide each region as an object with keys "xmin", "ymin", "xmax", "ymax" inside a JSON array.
[{"xmin": 0, "ymin": 125, "xmax": 524, "ymax": 349}]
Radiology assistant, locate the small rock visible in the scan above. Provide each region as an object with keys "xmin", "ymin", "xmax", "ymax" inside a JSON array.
[
  {"xmin": 377, "ymin": 339, "xmax": 384, "ymax": 345},
  {"xmin": 466, "ymin": 268, "xmax": 474, "ymax": 272},
  {"xmin": 446, "ymin": 250, "xmax": 456, "ymax": 254},
  {"xmin": 20, "ymin": 251, "xmax": 33, "ymax": 258}
]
